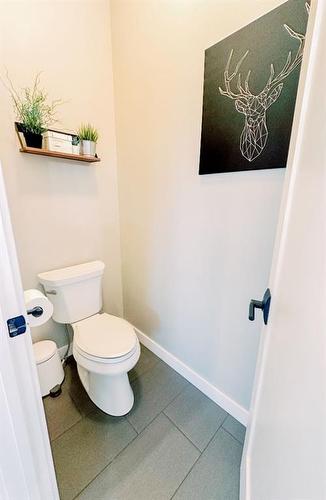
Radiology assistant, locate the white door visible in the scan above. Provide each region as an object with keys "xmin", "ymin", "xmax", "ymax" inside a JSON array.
[
  {"xmin": 241, "ymin": 1, "xmax": 326, "ymax": 499},
  {"xmin": 0, "ymin": 162, "xmax": 59, "ymax": 500}
]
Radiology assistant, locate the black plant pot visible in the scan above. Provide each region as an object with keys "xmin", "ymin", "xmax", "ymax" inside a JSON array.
[{"xmin": 23, "ymin": 131, "xmax": 43, "ymax": 149}]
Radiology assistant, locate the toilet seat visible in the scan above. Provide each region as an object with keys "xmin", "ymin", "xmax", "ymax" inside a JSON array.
[
  {"xmin": 73, "ymin": 313, "xmax": 138, "ymax": 361},
  {"xmin": 74, "ymin": 341, "xmax": 139, "ymax": 365}
]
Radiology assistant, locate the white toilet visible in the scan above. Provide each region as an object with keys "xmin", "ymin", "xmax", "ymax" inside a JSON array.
[{"xmin": 38, "ymin": 261, "xmax": 140, "ymax": 416}]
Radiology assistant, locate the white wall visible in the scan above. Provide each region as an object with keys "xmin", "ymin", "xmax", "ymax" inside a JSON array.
[
  {"xmin": 0, "ymin": 0, "xmax": 122, "ymax": 347},
  {"xmin": 111, "ymin": 0, "xmax": 286, "ymax": 413}
]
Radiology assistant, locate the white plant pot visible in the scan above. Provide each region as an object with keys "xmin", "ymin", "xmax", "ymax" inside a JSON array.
[{"xmin": 81, "ymin": 140, "xmax": 96, "ymax": 156}]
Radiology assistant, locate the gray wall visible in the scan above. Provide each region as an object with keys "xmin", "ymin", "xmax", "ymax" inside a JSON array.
[
  {"xmin": 111, "ymin": 0, "xmax": 285, "ymax": 412},
  {"xmin": 0, "ymin": 0, "xmax": 123, "ymax": 347}
]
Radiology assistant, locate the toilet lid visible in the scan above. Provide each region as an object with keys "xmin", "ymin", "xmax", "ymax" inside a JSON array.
[{"xmin": 73, "ymin": 313, "xmax": 137, "ymax": 359}]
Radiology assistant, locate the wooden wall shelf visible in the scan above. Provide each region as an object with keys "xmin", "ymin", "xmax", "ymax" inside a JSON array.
[{"xmin": 19, "ymin": 147, "xmax": 101, "ymax": 163}]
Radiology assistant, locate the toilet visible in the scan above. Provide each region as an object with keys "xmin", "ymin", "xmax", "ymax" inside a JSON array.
[{"xmin": 38, "ymin": 261, "xmax": 140, "ymax": 416}]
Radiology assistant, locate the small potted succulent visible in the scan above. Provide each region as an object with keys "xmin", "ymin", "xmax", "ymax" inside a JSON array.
[
  {"xmin": 7, "ymin": 74, "xmax": 61, "ymax": 149},
  {"xmin": 77, "ymin": 124, "xmax": 99, "ymax": 156}
]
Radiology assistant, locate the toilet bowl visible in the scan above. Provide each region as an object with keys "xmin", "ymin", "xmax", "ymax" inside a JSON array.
[
  {"xmin": 38, "ymin": 260, "xmax": 140, "ymax": 416},
  {"xmin": 72, "ymin": 313, "xmax": 140, "ymax": 415}
]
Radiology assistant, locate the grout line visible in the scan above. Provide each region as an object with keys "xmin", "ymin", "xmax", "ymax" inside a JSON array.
[
  {"xmin": 161, "ymin": 380, "xmax": 190, "ymax": 413},
  {"xmin": 58, "ymin": 352, "xmax": 237, "ymax": 499},
  {"xmin": 126, "ymin": 358, "xmax": 190, "ymax": 434},
  {"xmin": 75, "ymin": 399, "xmax": 204, "ymax": 500},
  {"xmin": 170, "ymin": 445, "xmax": 202, "ymax": 499},
  {"xmin": 71, "ymin": 430, "xmax": 140, "ymax": 500},
  {"xmin": 49, "ymin": 375, "xmax": 121, "ymax": 444},
  {"xmin": 162, "ymin": 412, "xmax": 202, "ymax": 454},
  {"xmin": 70, "ymin": 354, "xmax": 183, "ymax": 497},
  {"xmin": 72, "ymin": 389, "xmax": 190, "ymax": 500},
  {"xmin": 46, "ymin": 386, "xmax": 86, "ymax": 443},
  {"xmin": 221, "ymin": 426, "xmax": 245, "ymax": 447},
  {"xmin": 45, "ymin": 398, "xmax": 83, "ymax": 444},
  {"xmin": 74, "ymin": 406, "xmax": 227, "ymax": 500},
  {"xmin": 170, "ymin": 413, "xmax": 229, "ymax": 499},
  {"xmin": 50, "ymin": 406, "xmax": 97, "ymax": 445},
  {"xmin": 49, "ymin": 415, "xmax": 83, "ymax": 444},
  {"xmin": 125, "ymin": 415, "xmax": 139, "ymax": 435},
  {"xmin": 160, "ymin": 370, "xmax": 193, "ymax": 409},
  {"xmin": 126, "ymin": 379, "xmax": 189, "ymax": 435},
  {"xmin": 198, "ymin": 412, "xmax": 229, "ymax": 455}
]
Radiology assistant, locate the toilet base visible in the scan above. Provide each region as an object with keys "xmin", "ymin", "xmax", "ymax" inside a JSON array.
[{"xmin": 77, "ymin": 364, "xmax": 134, "ymax": 416}]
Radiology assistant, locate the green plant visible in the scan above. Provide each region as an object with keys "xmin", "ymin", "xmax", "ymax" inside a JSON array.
[
  {"xmin": 5, "ymin": 73, "xmax": 61, "ymax": 135},
  {"xmin": 77, "ymin": 123, "xmax": 99, "ymax": 143}
]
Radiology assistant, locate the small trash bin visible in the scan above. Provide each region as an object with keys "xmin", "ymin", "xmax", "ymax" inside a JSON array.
[{"xmin": 33, "ymin": 340, "xmax": 64, "ymax": 397}]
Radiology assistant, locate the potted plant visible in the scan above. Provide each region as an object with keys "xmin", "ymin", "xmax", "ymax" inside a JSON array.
[
  {"xmin": 6, "ymin": 74, "xmax": 61, "ymax": 149},
  {"xmin": 77, "ymin": 124, "xmax": 99, "ymax": 156}
]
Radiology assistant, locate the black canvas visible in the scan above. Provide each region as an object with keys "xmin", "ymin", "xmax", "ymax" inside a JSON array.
[{"xmin": 199, "ymin": 0, "xmax": 310, "ymax": 175}]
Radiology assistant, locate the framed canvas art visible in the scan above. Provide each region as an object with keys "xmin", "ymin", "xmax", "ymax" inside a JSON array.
[{"xmin": 199, "ymin": 0, "xmax": 310, "ymax": 175}]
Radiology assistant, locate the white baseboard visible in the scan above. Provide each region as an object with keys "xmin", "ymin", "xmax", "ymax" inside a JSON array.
[{"xmin": 135, "ymin": 328, "xmax": 249, "ymax": 427}]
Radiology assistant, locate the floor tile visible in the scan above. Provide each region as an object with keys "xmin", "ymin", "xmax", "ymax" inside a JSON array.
[
  {"xmin": 127, "ymin": 360, "xmax": 188, "ymax": 433},
  {"xmin": 164, "ymin": 384, "xmax": 228, "ymax": 451},
  {"xmin": 128, "ymin": 345, "xmax": 160, "ymax": 383},
  {"xmin": 76, "ymin": 413, "xmax": 200, "ymax": 500},
  {"xmin": 43, "ymin": 389, "xmax": 82, "ymax": 441},
  {"xmin": 51, "ymin": 409, "xmax": 137, "ymax": 500},
  {"xmin": 222, "ymin": 415, "xmax": 246, "ymax": 445},
  {"xmin": 173, "ymin": 428, "xmax": 243, "ymax": 500}
]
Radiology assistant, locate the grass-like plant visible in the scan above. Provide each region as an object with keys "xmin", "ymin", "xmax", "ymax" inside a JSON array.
[
  {"xmin": 77, "ymin": 123, "xmax": 99, "ymax": 143},
  {"xmin": 5, "ymin": 73, "xmax": 61, "ymax": 134}
]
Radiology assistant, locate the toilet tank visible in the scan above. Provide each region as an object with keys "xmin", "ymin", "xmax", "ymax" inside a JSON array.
[{"xmin": 38, "ymin": 261, "xmax": 105, "ymax": 324}]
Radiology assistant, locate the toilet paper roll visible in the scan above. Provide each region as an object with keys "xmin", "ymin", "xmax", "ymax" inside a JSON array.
[{"xmin": 24, "ymin": 289, "xmax": 54, "ymax": 327}]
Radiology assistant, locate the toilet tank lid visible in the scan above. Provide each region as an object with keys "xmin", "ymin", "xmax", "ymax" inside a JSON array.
[{"xmin": 38, "ymin": 261, "xmax": 105, "ymax": 287}]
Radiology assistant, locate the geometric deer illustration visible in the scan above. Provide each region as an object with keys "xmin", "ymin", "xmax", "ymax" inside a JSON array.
[{"xmin": 218, "ymin": 2, "xmax": 310, "ymax": 162}]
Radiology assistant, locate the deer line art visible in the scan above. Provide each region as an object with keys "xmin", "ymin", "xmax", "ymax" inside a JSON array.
[{"xmin": 218, "ymin": 2, "xmax": 310, "ymax": 162}]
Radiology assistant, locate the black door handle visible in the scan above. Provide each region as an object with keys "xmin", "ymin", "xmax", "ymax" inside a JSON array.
[{"xmin": 249, "ymin": 288, "xmax": 271, "ymax": 325}]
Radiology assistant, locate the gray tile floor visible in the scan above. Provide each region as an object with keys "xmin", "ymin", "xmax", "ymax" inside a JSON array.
[{"xmin": 43, "ymin": 346, "xmax": 245, "ymax": 500}]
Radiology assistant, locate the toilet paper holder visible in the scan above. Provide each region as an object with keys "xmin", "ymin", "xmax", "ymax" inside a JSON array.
[
  {"xmin": 27, "ymin": 306, "xmax": 44, "ymax": 318},
  {"xmin": 24, "ymin": 288, "xmax": 54, "ymax": 327}
]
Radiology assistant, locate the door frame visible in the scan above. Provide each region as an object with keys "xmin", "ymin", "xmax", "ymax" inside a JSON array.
[
  {"xmin": 0, "ymin": 2, "xmax": 321, "ymax": 498},
  {"xmin": 240, "ymin": 0, "xmax": 321, "ymax": 497},
  {"xmin": 0, "ymin": 162, "xmax": 59, "ymax": 499}
]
